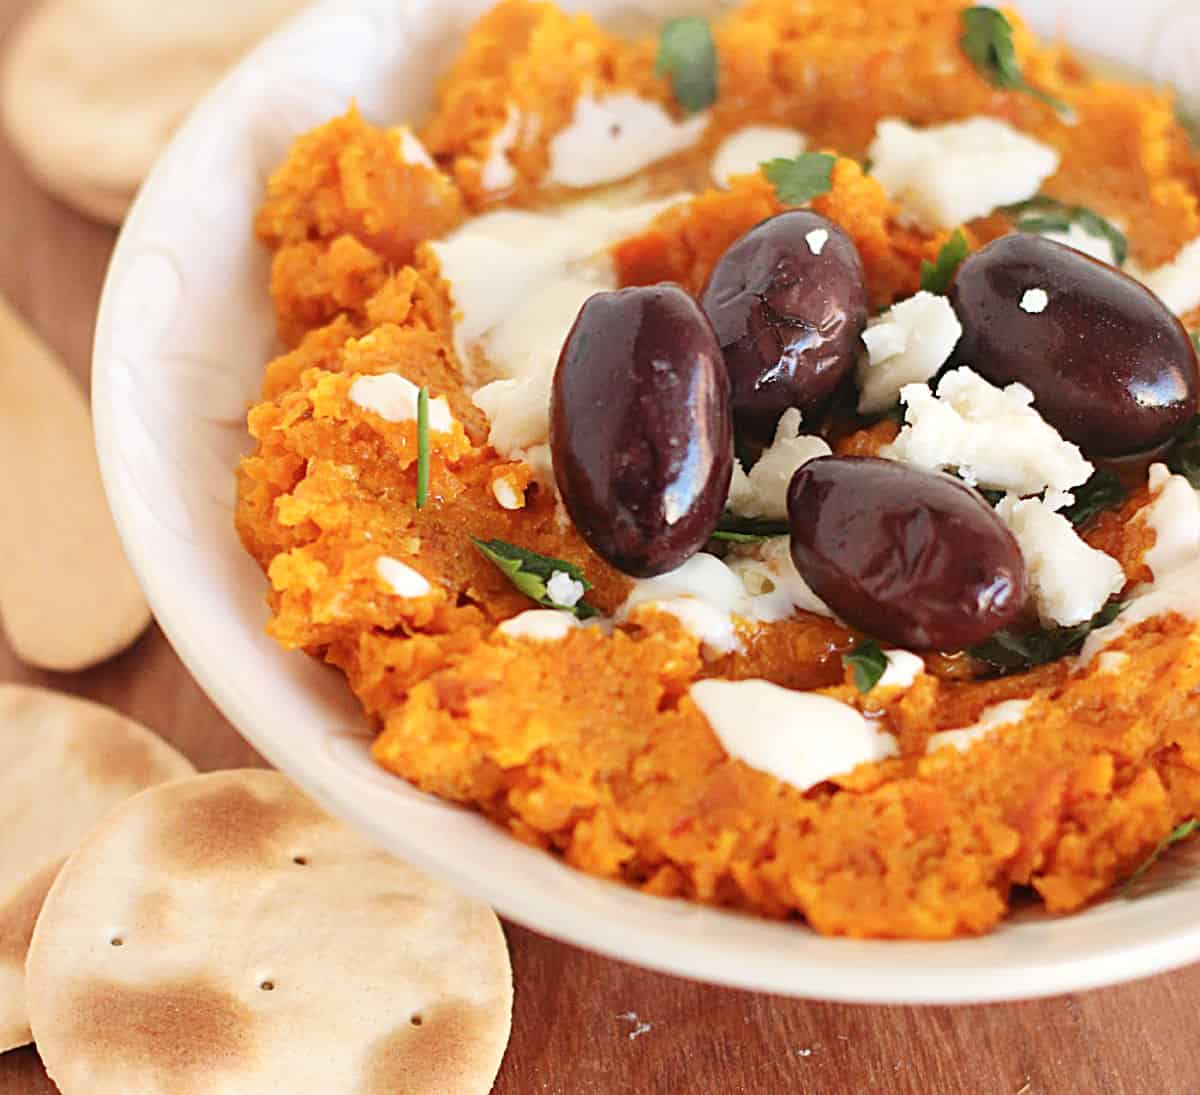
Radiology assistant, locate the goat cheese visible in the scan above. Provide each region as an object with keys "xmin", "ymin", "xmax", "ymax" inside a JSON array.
[
  {"xmin": 375, "ymin": 557, "xmax": 433, "ymax": 599},
  {"xmin": 926, "ymin": 699, "xmax": 1031, "ymax": 755},
  {"xmin": 1136, "ymin": 237, "xmax": 1200, "ymax": 316},
  {"xmin": 727, "ymin": 408, "xmax": 831, "ymax": 519},
  {"xmin": 867, "ymin": 117, "xmax": 1059, "ymax": 229},
  {"xmin": 711, "ymin": 125, "xmax": 807, "ymax": 187},
  {"xmin": 856, "ymin": 291, "xmax": 963, "ymax": 414},
  {"xmin": 349, "ymin": 374, "xmax": 453, "ymax": 432},
  {"xmin": 546, "ymin": 571, "xmax": 585, "ymax": 609}
]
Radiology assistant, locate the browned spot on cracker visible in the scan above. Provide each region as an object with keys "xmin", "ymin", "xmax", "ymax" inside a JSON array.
[
  {"xmin": 361, "ymin": 1000, "xmax": 496, "ymax": 1095},
  {"xmin": 71, "ymin": 720, "xmax": 167, "ymax": 792},
  {"xmin": 151, "ymin": 780, "xmax": 327, "ymax": 873},
  {"xmin": 64, "ymin": 975, "xmax": 257, "ymax": 1090},
  {"xmin": 0, "ymin": 858, "xmax": 62, "ymax": 966},
  {"xmin": 132, "ymin": 889, "xmax": 178, "ymax": 942}
]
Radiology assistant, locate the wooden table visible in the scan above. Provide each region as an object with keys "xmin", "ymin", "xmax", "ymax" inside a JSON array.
[{"xmin": 1, "ymin": 5, "xmax": 1199, "ymax": 1092}]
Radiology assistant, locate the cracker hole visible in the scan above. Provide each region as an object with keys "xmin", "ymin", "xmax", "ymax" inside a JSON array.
[
  {"xmin": 260, "ymin": 980, "xmax": 275, "ymax": 992},
  {"xmin": 292, "ymin": 855, "xmax": 308, "ymax": 866},
  {"xmin": 410, "ymin": 1014, "xmax": 423, "ymax": 1027},
  {"xmin": 110, "ymin": 937, "xmax": 124, "ymax": 947},
  {"xmin": 609, "ymin": 123, "xmax": 623, "ymax": 138}
]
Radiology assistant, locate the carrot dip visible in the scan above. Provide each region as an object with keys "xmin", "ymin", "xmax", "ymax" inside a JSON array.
[{"xmin": 236, "ymin": 0, "xmax": 1200, "ymax": 938}]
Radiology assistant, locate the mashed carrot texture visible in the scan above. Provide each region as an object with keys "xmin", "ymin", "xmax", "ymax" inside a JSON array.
[{"xmin": 237, "ymin": 0, "xmax": 1200, "ymax": 938}]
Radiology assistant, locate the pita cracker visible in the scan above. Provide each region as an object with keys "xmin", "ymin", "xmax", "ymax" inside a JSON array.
[
  {"xmin": 27, "ymin": 769, "xmax": 513, "ymax": 1093},
  {"xmin": 1, "ymin": 0, "xmax": 308, "ymax": 225},
  {"xmin": 0, "ymin": 293, "xmax": 150, "ymax": 670},
  {"xmin": 0, "ymin": 685, "xmax": 194, "ymax": 1052}
]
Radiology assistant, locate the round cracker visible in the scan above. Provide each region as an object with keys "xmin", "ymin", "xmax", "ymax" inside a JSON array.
[
  {"xmin": 0, "ymin": 685, "xmax": 194, "ymax": 1052},
  {"xmin": 27, "ymin": 769, "xmax": 513, "ymax": 1093},
  {"xmin": 1, "ymin": 0, "xmax": 307, "ymax": 225}
]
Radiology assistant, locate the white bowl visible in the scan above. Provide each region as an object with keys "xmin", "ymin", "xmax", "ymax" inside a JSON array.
[{"xmin": 93, "ymin": 0, "xmax": 1200, "ymax": 1004}]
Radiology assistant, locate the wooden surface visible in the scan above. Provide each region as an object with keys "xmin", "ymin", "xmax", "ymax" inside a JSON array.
[{"xmin": 1, "ymin": 6, "xmax": 1199, "ymax": 1095}]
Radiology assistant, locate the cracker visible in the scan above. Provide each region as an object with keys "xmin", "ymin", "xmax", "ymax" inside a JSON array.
[
  {"xmin": 1, "ymin": 0, "xmax": 307, "ymax": 225},
  {"xmin": 26, "ymin": 769, "xmax": 513, "ymax": 1093},
  {"xmin": 0, "ymin": 685, "xmax": 194, "ymax": 1052}
]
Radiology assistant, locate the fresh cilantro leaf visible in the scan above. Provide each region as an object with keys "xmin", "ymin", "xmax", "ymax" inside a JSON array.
[
  {"xmin": 416, "ymin": 386, "xmax": 430, "ymax": 510},
  {"xmin": 970, "ymin": 601, "xmax": 1124, "ymax": 675},
  {"xmin": 709, "ymin": 515, "xmax": 791, "ymax": 544},
  {"xmin": 920, "ymin": 230, "xmax": 971, "ymax": 294},
  {"xmin": 843, "ymin": 639, "xmax": 889, "ymax": 693},
  {"xmin": 471, "ymin": 538, "xmax": 599, "ymax": 619},
  {"xmin": 1122, "ymin": 819, "xmax": 1200, "ymax": 898},
  {"xmin": 1060, "ymin": 469, "xmax": 1127, "ymax": 529},
  {"xmin": 1168, "ymin": 415, "xmax": 1200, "ymax": 490},
  {"xmin": 960, "ymin": 6, "xmax": 1071, "ymax": 115},
  {"xmin": 1004, "ymin": 196, "xmax": 1128, "ymax": 266},
  {"xmin": 763, "ymin": 153, "xmax": 837, "ymax": 205},
  {"xmin": 656, "ymin": 17, "xmax": 717, "ymax": 114}
]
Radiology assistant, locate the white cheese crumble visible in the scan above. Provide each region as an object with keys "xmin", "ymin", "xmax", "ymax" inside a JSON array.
[
  {"xmin": 497, "ymin": 609, "xmax": 580, "ymax": 642},
  {"xmin": 1020, "ymin": 288, "xmax": 1049, "ymax": 314},
  {"xmin": 1041, "ymin": 221, "xmax": 1118, "ymax": 266},
  {"xmin": 878, "ymin": 650, "xmax": 926, "ymax": 690},
  {"xmin": 866, "ymin": 117, "xmax": 1059, "ymax": 229},
  {"xmin": 492, "ymin": 477, "xmax": 523, "ymax": 510},
  {"xmin": 349, "ymin": 374, "xmax": 454, "ymax": 432},
  {"xmin": 711, "ymin": 125, "xmax": 806, "ymax": 188},
  {"xmin": 883, "ymin": 367, "xmax": 1093, "ymax": 497},
  {"xmin": 1136, "ymin": 237, "xmax": 1200, "ymax": 316},
  {"xmin": 856, "ymin": 291, "xmax": 963, "ymax": 414},
  {"xmin": 690, "ymin": 678, "xmax": 899, "ymax": 792},
  {"xmin": 480, "ymin": 105, "xmax": 521, "ymax": 192},
  {"xmin": 926, "ymin": 699, "xmax": 1031, "ymax": 755},
  {"xmin": 727, "ymin": 408, "xmax": 831, "ymax": 520},
  {"xmin": 375, "ymin": 556, "xmax": 432, "ymax": 599},
  {"xmin": 806, "ymin": 229, "xmax": 829, "ymax": 256},
  {"xmin": 546, "ymin": 571, "xmax": 585, "ymax": 609},
  {"xmin": 995, "ymin": 495, "xmax": 1125, "ymax": 627},
  {"xmin": 395, "ymin": 126, "xmax": 435, "ymax": 170},
  {"xmin": 547, "ymin": 91, "xmax": 708, "ymax": 188}
]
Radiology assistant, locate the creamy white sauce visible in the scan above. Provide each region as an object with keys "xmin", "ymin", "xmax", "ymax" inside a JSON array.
[
  {"xmin": 727, "ymin": 408, "xmax": 831, "ymax": 520},
  {"xmin": 1020, "ymin": 288, "xmax": 1049, "ymax": 314},
  {"xmin": 857, "ymin": 291, "xmax": 962, "ymax": 415},
  {"xmin": 690, "ymin": 678, "xmax": 899, "ymax": 792},
  {"xmin": 1042, "ymin": 221, "xmax": 1117, "ymax": 266},
  {"xmin": 480, "ymin": 105, "xmax": 521, "ymax": 192},
  {"xmin": 728, "ymin": 537, "xmax": 835, "ymax": 623},
  {"xmin": 548, "ymin": 91, "xmax": 708, "ymax": 188},
  {"xmin": 711, "ymin": 125, "xmax": 806, "ymax": 188},
  {"xmin": 375, "ymin": 556, "xmax": 432, "ymax": 599},
  {"xmin": 546, "ymin": 571, "xmax": 585, "ymax": 609},
  {"xmin": 1137, "ymin": 237, "xmax": 1200, "ymax": 316},
  {"xmin": 349, "ymin": 374, "xmax": 453, "ymax": 431},
  {"xmin": 925, "ymin": 699, "xmax": 1031, "ymax": 755},
  {"xmin": 395, "ymin": 126, "xmax": 435, "ymax": 170},
  {"xmin": 878, "ymin": 650, "xmax": 926, "ymax": 690},
  {"xmin": 497, "ymin": 609, "xmax": 580, "ymax": 641}
]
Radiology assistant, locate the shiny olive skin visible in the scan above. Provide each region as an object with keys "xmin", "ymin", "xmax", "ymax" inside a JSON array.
[
  {"xmin": 788, "ymin": 457, "xmax": 1028, "ymax": 651},
  {"xmin": 551, "ymin": 284, "xmax": 733, "ymax": 578},
  {"xmin": 950, "ymin": 234, "xmax": 1200, "ymax": 458},
  {"xmin": 701, "ymin": 211, "xmax": 869, "ymax": 453}
]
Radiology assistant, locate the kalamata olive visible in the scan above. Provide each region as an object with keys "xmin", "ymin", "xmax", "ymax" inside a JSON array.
[
  {"xmin": 787, "ymin": 457, "xmax": 1028, "ymax": 651},
  {"xmin": 551, "ymin": 284, "xmax": 732, "ymax": 578},
  {"xmin": 701, "ymin": 211, "xmax": 869, "ymax": 453},
  {"xmin": 950, "ymin": 234, "xmax": 1200, "ymax": 458}
]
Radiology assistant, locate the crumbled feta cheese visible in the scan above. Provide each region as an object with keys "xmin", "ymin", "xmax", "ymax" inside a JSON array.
[
  {"xmin": 1136, "ymin": 237, "xmax": 1200, "ymax": 315},
  {"xmin": 1042, "ymin": 489, "xmax": 1075, "ymax": 512},
  {"xmin": 691, "ymin": 678, "xmax": 899, "ymax": 792},
  {"xmin": 498, "ymin": 609, "xmax": 581, "ymax": 642},
  {"xmin": 1020, "ymin": 288, "xmax": 1049, "ymax": 314},
  {"xmin": 995, "ymin": 495, "xmax": 1125, "ymax": 627},
  {"xmin": 375, "ymin": 557, "xmax": 432, "ymax": 599},
  {"xmin": 1041, "ymin": 221, "xmax": 1117, "ymax": 266},
  {"xmin": 349, "ymin": 374, "xmax": 453, "ymax": 431},
  {"xmin": 548, "ymin": 91, "xmax": 708, "ymax": 188},
  {"xmin": 480, "ymin": 105, "xmax": 521, "ymax": 192},
  {"xmin": 856, "ymin": 291, "xmax": 962, "ymax": 414},
  {"xmin": 395, "ymin": 125, "xmax": 435, "ymax": 170},
  {"xmin": 882, "ymin": 367, "xmax": 1093, "ymax": 497},
  {"xmin": 806, "ymin": 229, "xmax": 829, "ymax": 255},
  {"xmin": 727, "ymin": 408, "xmax": 831, "ymax": 519},
  {"xmin": 867, "ymin": 117, "xmax": 1060, "ymax": 229},
  {"xmin": 492, "ymin": 476, "xmax": 523, "ymax": 510},
  {"xmin": 926, "ymin": 699, "xmax": 1031, "ymax": 755},
  {"xmin": 711, "ymin": 125, "xmax": 806, "ymax": 188},
  {"xmin": 878, "ymin": 650, "xmax": 925, "ymax": 690},
  {"xmin": 546, "ymin": 571, "xmax": 585, "ymax": 609}
]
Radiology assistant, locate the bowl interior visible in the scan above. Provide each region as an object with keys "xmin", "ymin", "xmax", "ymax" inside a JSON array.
[{"xmin": 93, "ymin": 0, "xmax": 1200, "ymax": 1003}]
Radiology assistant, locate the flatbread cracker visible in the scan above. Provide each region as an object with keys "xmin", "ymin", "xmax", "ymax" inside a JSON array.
[
  {"xmin": 0, "ymin": 685, "xmax": 194, "ymax": 1052},
  {"xmin": 26, "ymin": 769, "xmax": 513, "ymax": 1093},
  {"xmin": 1, "ymin": 0, "xmax": 307, "ymax": 224}
]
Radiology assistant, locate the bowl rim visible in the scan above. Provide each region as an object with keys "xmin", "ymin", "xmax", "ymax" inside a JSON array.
[{"xmin": 91, "ymin": 0, "xmax": 1200, "ymax": 1005}]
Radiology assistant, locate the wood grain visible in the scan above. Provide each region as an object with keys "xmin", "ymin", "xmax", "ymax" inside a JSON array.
[{"xmin": 0, "ymin": 1, "xmax": 1198, "ymax": 1092}]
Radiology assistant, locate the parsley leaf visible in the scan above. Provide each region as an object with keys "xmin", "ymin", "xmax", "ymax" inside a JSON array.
[
  {"xmin": 960, "ymin": 6, "xmax": 1071, "ymax": 115},
  {"xmin": 763, "ymin": 153, "xmax": 837, "ymax": 205},
  {"xmin": 970, "ymin": 601, "xmax": 1124, "ymax": 675},
  {"xmin": 471, "ymin": 538, "xmax": 599, "ymax": 619},
  {"xmin": 416, "ymin": 386, "xmax": 430, "ymax": 510},
  {"xmin": 920, "ymin": 230, "xmax": 971, "ymax": 295},
  {"xmin": 1004, "ymin": 196, "xmax": 1128, "ymax": 267},
  {"xmin": 1168, "ymin": 415, "xmax": 1200, "ymax": 489},
  {"xmin": 709, "ymin": 515, "xmax": 791, "ymax": 544},
  {"xmin": 1060, "ymin": 469, "xmax": 1127, "ymax": 529},
  {"xmin": 1122, "ymin": 819, "xmax": 1200, "ymax": 898},
  {"xmin": 656, "ymin": 17, "xmax": 717, "ymax": 114},
  {"xmin": 843, "ymin": 639, "xmax": 889, "ymax": 693}
]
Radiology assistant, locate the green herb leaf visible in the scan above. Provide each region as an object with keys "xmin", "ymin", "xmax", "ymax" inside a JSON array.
[
  {"xmin": 1004, "ymin": 196, "xmax": 1128, "ymax": 266},
  {"xmin": 471, "ymin": 538, "xmax": 599, "ymax": 619},
  {"xmin": 709, "ymin": 514, "xmax": 791, "ymax": 545},
  {"xmin": 960, "ymin": 6, "xmax": 1071, "ymax": 115},
  {"xmin": 1060, "ymin": 469, "xmax": 1128, "ymax": 529},
  {"xmin": 1122, "ymin": 819, "xmax": 1200, "ymax": 898},
  {"xmin": 1168, "ymin": 415, "xmax": 1200, "ymax": 490},
  {"xmin": 843, "ymin": 639, "xmax": 889, "ymax": 693},
  {"xmin": 978, "ymin": 488, "xmax": 1006, "ymax": 507},
  {"xmin": 762, "ymin": 153, "xmax": 837, "ymax": 205},
  {"xmin": 656, "ymin": 17, "xmax": 717, "ymax": 114},
  {"xmin": 970, "ymin": 601, "xmax": 1124, "ymax": 675},
  {"xmin": 415, "ymin": 386, "xmax": 431, "ymax": 510},
  {"xmin": 919, "ymin": 230, "xmax": 971, "ymax": 295},
  {"xmin": 1191, "ymin": 330, "xmax": 1200, "ymax": 355}
]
